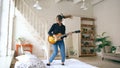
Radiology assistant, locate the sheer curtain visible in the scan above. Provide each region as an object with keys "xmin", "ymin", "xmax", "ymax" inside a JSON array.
[
  {"xmin": 0, "ymin": 0, "xmax": 15, "ymax": 56},
  {"xmin": 0, "ymin": 0, "xmax": 2, "ymax": 56}
]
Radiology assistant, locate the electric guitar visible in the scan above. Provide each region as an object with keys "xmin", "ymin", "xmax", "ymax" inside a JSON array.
[{"xmin": 48, "ymin": 30, "xmax": 80, "ymax": 44}]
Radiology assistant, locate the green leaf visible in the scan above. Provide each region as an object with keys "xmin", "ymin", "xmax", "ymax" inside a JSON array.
[
  {"xmin": 102, "ymin": 32, "xmax": 106, "ymax": 36},
  {"xmin": 95, "ymin": 32, "xmax": 112, "ymax": 52},
  {"xmin": 95, "ymin": 47, "xmax": 101, "ymax": 52}
]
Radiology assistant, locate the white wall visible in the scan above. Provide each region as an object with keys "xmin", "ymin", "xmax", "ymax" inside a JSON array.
[
  {"xmin": 93, "ymin": 0, "xmax": 120, "ymax": 46},
  {"xmin": 13, "ymin": 9, "xmax": 46, "ymax": 57},
  {"xmin": 64, "ymin": 16, "xmax": 81, "ymax": 57},
  {"xmin": 35, "ymin": 0, "xmax": 93, "ymax": 18},
  {"xmin": 31, "ymin": 0, "xmax": 94, "ymax": 30}
]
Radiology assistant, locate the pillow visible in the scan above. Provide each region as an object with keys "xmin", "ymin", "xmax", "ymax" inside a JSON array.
[
  {"xmin": 16, "ymin": 55, "xmax": 28, "ymax": 61},
  {"xmin": 16, "ymin": 54, "xmax": 37, "ymax": 61},
  {"xmin": 24, "ymin": 51, "xmax": 31, "ymax": 55}
]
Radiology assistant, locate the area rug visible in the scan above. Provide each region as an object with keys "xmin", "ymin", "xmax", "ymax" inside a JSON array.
[{"xmin": 43, "ymin": 58, "xmax": 98, "ymax": 68}]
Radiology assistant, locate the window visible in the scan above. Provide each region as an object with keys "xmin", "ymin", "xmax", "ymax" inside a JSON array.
[
  {"xmin": 0, "ymin": 0, "xmax": 2, "ymax": 56},
  {"xmin": 0, "ymin": 0, "xmax": 15, "ymax": 56}
]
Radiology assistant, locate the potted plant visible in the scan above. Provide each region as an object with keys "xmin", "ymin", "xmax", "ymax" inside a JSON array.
[
  {"xmin": 70, "ymin": 50, "xmax": 75, "ymax": 55},
  {"xmin": 111, "ymin": 46, "xmax": 116, "ymax": 53},
  {"xmin": 16, "ymin": 37, "xmax": 25, "ymax": 45},
  {"xmin": 69, "ymin": 49, "xmax": 76, "ymax": 56},
  {"xmin": 95, "ymin": 32, "xmax": 112, "ymax": 52}
]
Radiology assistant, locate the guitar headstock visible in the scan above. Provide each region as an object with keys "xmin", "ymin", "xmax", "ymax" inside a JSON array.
[{"xmin": 73, "ymin": 30, "xmax": 80, "ymax": 33}]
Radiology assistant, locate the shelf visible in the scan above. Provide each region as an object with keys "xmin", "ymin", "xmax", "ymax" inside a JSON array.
[
  {"xmin": 80, "ymin": 54, "xmax": 96, "ymax": 57},
  {"xmin": 81, "ymin": 17, "xmax": 95, "ymax": 21},
  {"xmin": 81, "ymin": 45, "xmax": 96, "ymax": 47},
  {"xmin": 82, "ymin": 39, "xmax": 94, "ymax": 41},
  {"xmin": 81, "ymin": 24, "xmax": 94, "ymax": 27},
  {"xmin": 80, "ymin": 17, "xmax": 96, "ymax": 57},
  {"xmin": 82, "ymin": 32, "xmax": 94, "ymax": 34}
]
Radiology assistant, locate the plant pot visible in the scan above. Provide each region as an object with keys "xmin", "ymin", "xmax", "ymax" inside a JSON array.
[{"xmin": 104, "ymin": 46, "xmax": 111, "ymax": 53}]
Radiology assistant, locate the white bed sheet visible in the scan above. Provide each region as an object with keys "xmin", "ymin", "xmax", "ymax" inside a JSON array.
[
  {"xmin": 15, "ymin": 58, "xmax": 46, "ymax": 68},
  {"xmin": 43, "ymin": 59, "xmax": 98, "ymax": 68}
]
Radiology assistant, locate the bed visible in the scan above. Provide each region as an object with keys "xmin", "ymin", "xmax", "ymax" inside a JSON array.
[
  {"xmin": 14, "ymin": 54, "xmax": 98, "ymax": 68},
  {"xmin": 14, "ymin": 54, "xmax": 46, "ymax": 68}
]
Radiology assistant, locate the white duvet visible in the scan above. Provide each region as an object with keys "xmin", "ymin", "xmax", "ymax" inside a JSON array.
[
  {"xmin": 15, "ymin": 54, "xmax": 46, "ymax": 68},
  {"xmin": 15, "ymin": 58, "xmax": 46, "ymax": 68}
]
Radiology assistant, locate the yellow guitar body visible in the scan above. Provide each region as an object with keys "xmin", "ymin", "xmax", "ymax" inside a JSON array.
[
  {"xmin": 48, "ymin": 33, "xmax": 62, "ymax": 44},
  {"xmin": 48, "ymin": 30, "xmax": 80, "ymax": 44}
]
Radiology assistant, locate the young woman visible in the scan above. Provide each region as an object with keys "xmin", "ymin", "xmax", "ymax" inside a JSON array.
[{"xmin": 47, "ymin": 14, "xmax": 72, "ymax": 66}]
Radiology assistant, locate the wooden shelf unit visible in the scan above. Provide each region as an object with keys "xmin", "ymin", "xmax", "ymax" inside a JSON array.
[{"xmin": 80, "ymin": 17, "xmax": 96, "ymax": 57}]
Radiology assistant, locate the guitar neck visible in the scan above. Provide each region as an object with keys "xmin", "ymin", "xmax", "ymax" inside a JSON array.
[
  {"xmin": 60, "ymin": 32, "xmax": 74, "ymax": 38},
  {"xmin": 60, "ymin": 34, "xmax": 67, "ymax": 38},
  {"xmin": 59, "ymin": 30, "xmax": 80, "ymax": 38}
]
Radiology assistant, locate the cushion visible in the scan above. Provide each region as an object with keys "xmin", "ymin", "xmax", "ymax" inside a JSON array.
[{"xmin": 16, "ymin": 54, "xmax": 37, "ymax": 61}]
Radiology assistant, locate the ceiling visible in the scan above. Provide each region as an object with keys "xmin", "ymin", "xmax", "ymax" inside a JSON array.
[
  {"xmin": 24, "ymin": 0, "xmax": 92, "ymax": 10},
  {"xmin": 21, "ymin": 0, "xmax": 104, "ymax": 18},
  {"xmin": 23, "ymin": 0, "xmax": 104, "ymax": 10}
]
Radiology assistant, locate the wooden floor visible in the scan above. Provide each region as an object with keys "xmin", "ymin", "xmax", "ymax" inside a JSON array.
[
  {"xmin": 11, "ymin": 56, "xmax": 120, "ymax": 68},
  {"xmin": 74, "ymin": 56, "xmax": 120, "ymax": 68}
]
